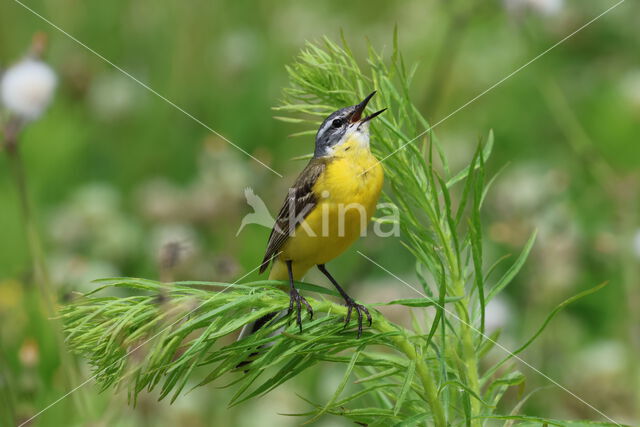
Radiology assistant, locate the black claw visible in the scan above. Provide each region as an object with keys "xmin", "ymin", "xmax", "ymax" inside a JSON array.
[
  {"xmin": 316, "ymin": 264, "xmax": 371, "ymax": 338},
  {"xmin": 296, "ymin": 295, "xmax": 302, "ymax": 333},
  {"xmin": 300, "ymin": 295, "xmax": 313, "ymax": 319},
  {"xmin": 287, "ymin": 295, "xmax": 294, "ymax": 316},
  {"xmin": 343, "ymin": 298, "xmax": 371, "ymax": 338},
  {"xmin": 361, "ymin": 305, "xmax": 373, "ymax": 327},
  {"xmin": 288, "ymin": 287, "xmax": 311, "ymax": 334},
  {"xmin": 344, "ymin": 304, "xmax": 353, "ymax": 327}
]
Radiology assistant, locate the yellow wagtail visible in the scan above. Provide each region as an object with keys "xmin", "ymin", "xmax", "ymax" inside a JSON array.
[{"xmin": 258, "ymin": 91, "xmax": 386, "ymax": 337}]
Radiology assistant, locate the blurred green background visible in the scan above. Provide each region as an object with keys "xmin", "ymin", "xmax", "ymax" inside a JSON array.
[{"xmin": 0, "ymin": 0, "xmax": 638, "ymax": 425}]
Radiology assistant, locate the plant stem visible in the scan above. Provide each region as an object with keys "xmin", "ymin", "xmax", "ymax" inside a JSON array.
[
  {"xmin": 313, "ymin": 300, "xmax": 446, "ymax": 425},
  {"xmin": 441, "ymin": 226, "xmax": 482, "ymax": 425},
  {"xmin": 6, "ymin": 141, "xmax": 52, "ymax": 304},
  {"xmin": 377, "ymin": 315, "xmax": 447, "ymax": 426},
  {"xmin": 453, "ymin": 279, "xmax": 482, "ymax": 426},
  {"xmin": 4, "ymin": 130, "xmax": 91, "ymax": 417}
]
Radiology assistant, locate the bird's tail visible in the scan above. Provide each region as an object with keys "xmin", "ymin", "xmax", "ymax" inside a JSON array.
[
  {"xmin": 235, "ymin": 311, "xmax": 280, "ymax": 370},
  {"xmin": 236, "ymin": 260, "xmax": 308, "ymax": 369},
  {"xmin": 236, "ymin": 311, "xmax": 279, "ymax": 341}
]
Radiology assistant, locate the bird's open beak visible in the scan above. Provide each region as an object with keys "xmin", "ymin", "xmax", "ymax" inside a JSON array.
[
  {"xmin": 361, "ymin": 107, "xmax": 387, "ymax": 123},
  {"xmin": 350, "ymin": 91, "xmax": 386, "ymax": 123}
]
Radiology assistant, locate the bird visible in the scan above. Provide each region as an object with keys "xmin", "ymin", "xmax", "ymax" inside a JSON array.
[{"xmin": 253, "ymin": 91, "xmax": 386, "ymax": 338}]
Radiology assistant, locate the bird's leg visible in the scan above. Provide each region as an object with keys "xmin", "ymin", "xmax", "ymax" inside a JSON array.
[
  {"xmin": 317, "ymin": 264, "xmax": 371, "ymax": 338},
  {"xmin": 286, "ymin": 260, "xmax": 313, "ymax": 333}
]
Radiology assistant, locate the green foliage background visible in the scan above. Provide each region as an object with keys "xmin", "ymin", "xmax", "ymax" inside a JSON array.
[{"xmin": 0, "ymin": 0, "xmax": 638, "ymax": 425}]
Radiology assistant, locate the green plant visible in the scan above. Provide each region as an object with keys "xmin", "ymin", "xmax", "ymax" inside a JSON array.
[
  {"xmin": 62, "ymin": 34, "xmax": 614, "ymax": 426},
  {"xmin": 1, "ymin": 35, "xmax": 89, "ymax": 421}
]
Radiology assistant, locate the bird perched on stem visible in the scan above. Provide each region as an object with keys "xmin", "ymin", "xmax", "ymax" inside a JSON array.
[{"xmin": 253, "ymin": 91, "xmax": 386, "ymax": 338}]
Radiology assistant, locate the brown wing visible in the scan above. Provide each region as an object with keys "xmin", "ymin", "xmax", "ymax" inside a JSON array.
[{"xmin": 259, "ymin": 158, "xmax": 327, "ymax": 273}]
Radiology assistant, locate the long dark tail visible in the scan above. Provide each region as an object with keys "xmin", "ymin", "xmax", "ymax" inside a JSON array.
[
  {"xmin": 237, "ymin": 260, "xmax": 308, "ymax": 368},
  {"xmin": 238, "ymin": 312, "xmax": 278, "ymax": 339},
  {"xmin": 236, "ymin": 312, "xmax": 279, "ymax": 369}
]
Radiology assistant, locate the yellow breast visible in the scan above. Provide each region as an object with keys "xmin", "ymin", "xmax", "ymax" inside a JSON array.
[{"xmin": 278, "ymin": 137, "xmax": 384, "ymax": 276}]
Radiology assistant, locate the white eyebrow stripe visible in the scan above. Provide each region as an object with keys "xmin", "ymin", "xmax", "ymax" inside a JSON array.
[{"xmin": 317, "ymin": 119, "xmax": 333, "ymax": 139}]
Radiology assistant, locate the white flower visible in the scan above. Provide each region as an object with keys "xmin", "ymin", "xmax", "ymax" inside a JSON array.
[
  {"xmin": 1, "ymin": 58, "xmax": 57, "ymax": 120},
  {"xmin": 529, "ymin": 0, "xmax": 563, "ymax": 15},
  {"xmin": 504, "ymin": 0, "xmax": 564, "ymax": 16}
]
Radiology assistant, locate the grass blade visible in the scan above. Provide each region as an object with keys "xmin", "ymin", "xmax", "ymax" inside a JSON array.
[
  {"xmin": 394, "ymin": 359, "xmax": 416, "ymax": 415},
  {"xmin": 487, "ymin": 230, "xmax": 538, "ymax": 302}
]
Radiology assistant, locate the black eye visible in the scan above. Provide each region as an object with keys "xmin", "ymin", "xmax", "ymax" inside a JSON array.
[{"xmin": 331, "ymin": 118, "xmax": 343, "ymax": 128}]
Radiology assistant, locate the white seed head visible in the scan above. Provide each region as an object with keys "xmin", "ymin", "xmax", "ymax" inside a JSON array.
[
  {"xmin": 504, "ymin": 0, "xmax": 564, "ymax": 16},
  {"xmin": 1, "ymin": 58, "xmax": 57, "ymax": 120},
  {"xmin": 530, "ymin": 0, "xmax": 564, "ymax": 15}
]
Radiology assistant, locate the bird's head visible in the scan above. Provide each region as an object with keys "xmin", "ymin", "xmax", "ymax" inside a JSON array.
[{"xmin": 313, "ymin": 91, "xmax": 386, "ymax": 158}]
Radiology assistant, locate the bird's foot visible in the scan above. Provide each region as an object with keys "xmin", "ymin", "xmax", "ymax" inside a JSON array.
[
  {"xmin": 343, "ymin": 298, "xmax": 372, "ymax": 338},
  {"xmin": 287, "ymin": 287, "xmax": 313, "ymax": 333}
]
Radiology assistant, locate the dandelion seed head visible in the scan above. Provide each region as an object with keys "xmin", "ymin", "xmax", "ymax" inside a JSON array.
[
  {"xmin": 1, "ymin": 58, "xmax": 57, "ymax": 120},
  {"xmin": 504, "ymin": 0, "xmax": 564, "ymax": 17},
  {"xmin": 528, "ymin": 0, "xmax": 564, "ymax": 15},
  {"xmin": 150, "ymin": 224, "xmax": 199, "ymax": 264}
]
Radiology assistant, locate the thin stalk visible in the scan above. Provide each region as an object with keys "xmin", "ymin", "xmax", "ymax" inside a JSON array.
[
  {"xmin": 311, "ymin": 300, "xmax": 446, "ymax": 426},
  {"xmin": 376, "ymin": 316, "xmax": 447, "ymax": 426},
  {"xmin": 453, "ymin": 278, "xmax": 482, "ymax": 425},
  {"xmin": 6, "ymin": 142, "xmax": 52, "ymax": 302},
  {"xmin": 4, "ymin": 130, "xmax": 91, "ymax": 417},
  {"xmin": 442, "ymin": 223, "xmax": 482, "ymax": 425}
]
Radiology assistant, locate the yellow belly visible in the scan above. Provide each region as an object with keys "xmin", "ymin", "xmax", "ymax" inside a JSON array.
[{"xmin": 270, "ymin": 145, "xmax": 383, "ymax": 281}]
